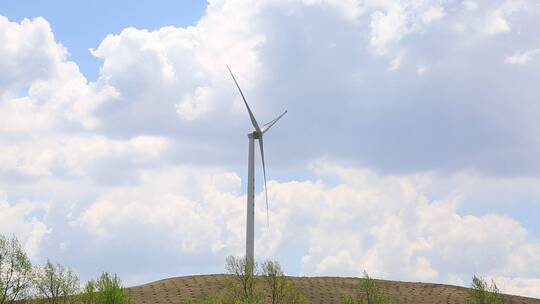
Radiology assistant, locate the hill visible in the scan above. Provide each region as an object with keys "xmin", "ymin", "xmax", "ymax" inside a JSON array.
[{"xmin": 126, "ymin": 274, "xmax": 540, "ymax": 304}]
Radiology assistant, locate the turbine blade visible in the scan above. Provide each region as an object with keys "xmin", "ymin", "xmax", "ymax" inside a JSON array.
[
  {"xmin": 259, "ymin": 137, "xmax": 269, "ymax": 226},
  {"xmin": 262, "ymin": 110, "xmax": 287, "ymax": 134},
  {"xmin": 226, "ymin": 65, "xmax": 261, "ymax": 132}
]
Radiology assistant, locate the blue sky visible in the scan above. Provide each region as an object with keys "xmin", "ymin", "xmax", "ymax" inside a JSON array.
[
  {"xmin": 1, "ymin": 0, "xmax": 540, "ymax": 299},
  {"xmin": 1, "ymin": 0, "xmax": 207, "ymax": 80}
]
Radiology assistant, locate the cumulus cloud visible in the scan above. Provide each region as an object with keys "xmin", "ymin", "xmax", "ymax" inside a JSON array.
[
  {"xmin": 1, "ymin": 0, "xmax": 540, "ymax": 298},
  {"xmin": 367, "ymin": 1, "xmax": 446, "ymax": 55},
  {"xmin": 0, "ymin": 193, "xmax": 49, "ymax": 258},
  {"xmin": 0, "ymin": 16, "xmax": 118, "ymax": 131},
  {"xmin": 74, "ymin": 162, "xmax": 540, "ymax": 297},
  {"xmin": 176, "ymin": 86, "xmax": 213, "ymax": 120},
  {"xmin": 492, "ymin": 276, "xmax": 540, "ymax": 299},
  {"xmin": 0, "ymin": 16, "xmax": 64, "ymax": 92},
  {"xmin": 67, "ymin": 0, "xmax": 540, "ymax": 177},
  {"xmin": 0, "ymin": 135, "xmax": 169, "ymax": 178},
  {"xmin": 77, "ymin": 167, "xmax": 244, "ymax": 253}
]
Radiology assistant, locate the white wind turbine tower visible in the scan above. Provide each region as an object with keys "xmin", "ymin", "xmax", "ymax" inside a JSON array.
[{"xmin": 227, "ymin": 65, "xmax": 287, "ymax": 263}]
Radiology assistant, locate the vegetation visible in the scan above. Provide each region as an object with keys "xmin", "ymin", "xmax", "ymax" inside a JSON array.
[
  {"xmin": 0, "ymin": 234, "xmax": 33, "ymax": 304},
  {"xmin": 189, "ymin": 256, "xmax": 305, "ymax": 304},
  {"xmin": 465, "ymin": 276, "xmax": 506, "ymax": 304},
  {"xmin": 81, "ymin": 280, "xmax": 97, "ymax": 304},
  {"xmin": 33, "ymin": 260, "xmax": 80, "ymax": 304},
  {"xmin": 224, "ymin": 256, "xmax": 261, "ymax": 302},
  {"xmin": 0, "ymin": 233, "xmax": 133, "ymax": 304},
  {"xmin": 81, "ymin": 272, "xmax": 134, "ymax": 304},
  {"xmin": 340, "ymin": 271, "xmax": 392, "ymax": 304},
  {"xmin": 260, "ymin": 260, "xmax": 304, "ymax": 304},
  {"xmin": 0, "ymin": 233, "xmax": 526, "ymax": 304}
]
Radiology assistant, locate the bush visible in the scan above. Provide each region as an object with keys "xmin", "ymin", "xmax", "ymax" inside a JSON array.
[
  {"xmin": 33, "ymin": 260, "xmax": 80, "ymax": 304},
  {"xmin": 340, "ymin": 295, "xmax": 356, "ymax": 304},
  {"xmin": 341, "ymin": 272, "xmax": 392, "ymax": 304},
  {"xmin": 224, "ymin": 256, "xmax": 262, "ymax": 303},
  {"xmin": 190, "ymin": 257, "xmax": 305, "ymax": 304},
  {"xmin": 0, "ymin": 234, "xmax": 33, "ymax": 303},
  {"xmin": 260, "ymin": 261, "xmax": 304, "ymax": 304},
  {"xmin": 81, "ymin": 280, "xmax": 97, "ymax": 304},
  {"xmin": 81, "ymin": 273, "xmax": 134, "ymax": 304},
  {"xmin": 465, "ymin": 276, "xmax": 506, "ymax": 304}
]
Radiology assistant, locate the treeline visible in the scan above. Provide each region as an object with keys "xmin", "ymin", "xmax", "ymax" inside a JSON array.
[
  {"xmin": 2, "ymin": 233, "xmax": 510, "ymax": 304},
  {"xmin": 0, "ymin": 234, "xmax": 133, "ymax": 304}
]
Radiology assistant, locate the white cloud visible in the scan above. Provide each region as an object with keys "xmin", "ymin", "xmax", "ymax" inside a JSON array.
[
  {"xmin": 491, "ymin": 276, "xmax": 540, "ymax": 299},
  {"xmin": 369, "ymin": 4, "xmax": 408, "ymax": 55},
  {"xmin": 484, "ymin": 10, "xmax": 511, "ymax": 35},
  {"xmin": 505, "ymin": 48, "xmax": 540, "ymax": 64},
  {"xmin": 89, "ymin": 9, "xmax": 265, "ymax": 128},
  {"xmin": 0, "ymin": 16, "xmax": 64, "ymax": 92},
  {"xmin": 0, "ymin": 193, "xmax": 49, "ymax": 258},
  {"xmin": 483, "ymin": 0, "xmax": 527, "ymax": 36},
  {"xmin": 463, "ymin": 1, "xmax": 479, "ymax": 12},
  {"xmin": 367, "ymin": 1, "xmax": 447, "ymax": 55},
  {"xmin": 422, "ymin": 5, "xmax": 445, "ymax": 25},
  {"xmin": 0, "ymin": 16, "xmax": 118, "ymax": 131},
  {"xmin": 288, "ymin": 163, "xmax": 540, "ymax": 297},
  {"xmin": 302, "ymin": 0, "xmax": 365, "ymax": 21},
  {"xmin": 176, "ymin": 86, "xmax": 213, "ymax": 120},
  {"xmin": 75, "ymin": 162, "xmax": 540, "ymax": 297},
  {"xmin": 0, "ymin": 135, "xmax": 170, "ymax": 178},
  {"xmin": 2, "ymin": 0, "xmax": 540, "ymax": 296},
  {"xmin": 77, "ymin": 167, "xmax": 245, "ymax": 253},
  {"xmin": 416, "ymin": 65, "xmax": 428, "ymax": 75}
]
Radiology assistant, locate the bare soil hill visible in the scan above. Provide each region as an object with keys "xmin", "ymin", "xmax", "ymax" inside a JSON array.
[{"xmin": 126, "ymin": 274, "xmax": 540, "ymax": 304}]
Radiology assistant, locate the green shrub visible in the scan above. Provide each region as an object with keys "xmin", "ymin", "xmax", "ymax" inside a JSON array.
[
  {"xmin": 341, "ymin": 272, "xmax": 392, "ymax": 304},
  {"xmin": 340, "ymin": 295, "xmax": 356, "ymax": 304},
  {"xmin": 81, "ymin": 280, "xmax": 97, "ymax": 304},
  {"xmin": 260, "ymin": 260, "xmax": 305, "ymax": 304},
  {"xmin": 81, "ymin": 273, "xmax": 133, "ymax": 304},
  {"xmin": 360, "ymin": 272, "xmax": 392, "ymax": 304},
  {"xmin": 465, "ymin": 276, "xmax": 506, "ymax": 304}
]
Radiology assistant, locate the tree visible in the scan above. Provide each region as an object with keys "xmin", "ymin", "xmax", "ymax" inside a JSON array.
[
  {"xmin": 260, "ymin": 260, "xmax": 304, "ymax": 304},
  {"xmin": 360, "ymin": 272, "xmax": 392, "ymax": 304},
  {"xmin": 465, "ymin": 276, "xmax": 506, "ymax": 304},
  {"xmin": 0, "ymin": 234, "xmax": 33, "ymax": 304},
  {"xmin": 341, "ymin": 272, "xmax": 392, "ymax": 304},
  {"xmin": 81, "ymin": 272, "xmax": 133, "ymax": 304},
  {"xmin": 193, "ymin": 257, "xmax": 304, "ymax": 304},
  {"xmin": 81, "ymin": 280, "xmax": 96, "ymax": 304},
  {"xmin": 224, "ymin": 256, "xmax": 261, "ymax": 303},
  {"xmin": 261, "ymin": 261, "xmax": 285, "ymax": 304},
  {"xmin": 33, "ymin": 260, "xmax": 80, "ymax": 304}
]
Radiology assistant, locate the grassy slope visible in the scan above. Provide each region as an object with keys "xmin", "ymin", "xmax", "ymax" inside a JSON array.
[{"xmin": 126, "ymin": 275, "xmax": 540, "ymax": 304}]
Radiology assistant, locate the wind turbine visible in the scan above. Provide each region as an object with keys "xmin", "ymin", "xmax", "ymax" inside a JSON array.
[{"xmin": 227, "ymin": 65, "xmax": 287, "ymax": 263}]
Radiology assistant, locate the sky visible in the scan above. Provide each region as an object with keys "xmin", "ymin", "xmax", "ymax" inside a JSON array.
[{"xmin": 1, "ymin": 0, "xmax": 540, "ymax": 299}]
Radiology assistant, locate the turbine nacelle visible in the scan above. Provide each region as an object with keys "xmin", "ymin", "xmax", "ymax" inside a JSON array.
[{"xmin": 249, "ymin": 131, "xmax": 262, "ymax": 139}]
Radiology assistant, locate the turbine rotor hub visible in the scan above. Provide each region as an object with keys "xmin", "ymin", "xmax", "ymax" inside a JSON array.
[{"xmin": 249, "ymin": 131, "xmax": 262, "ymax": 139}]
